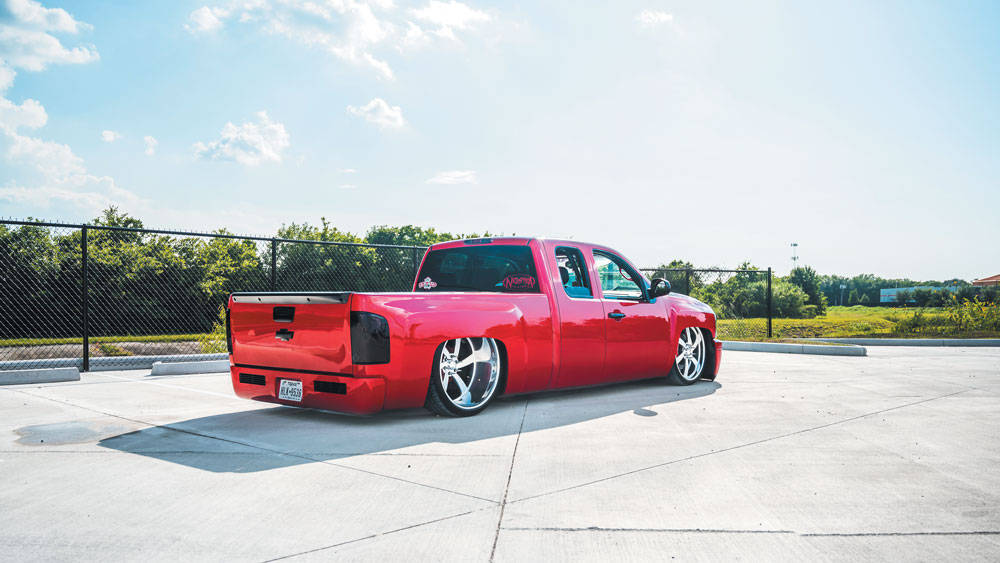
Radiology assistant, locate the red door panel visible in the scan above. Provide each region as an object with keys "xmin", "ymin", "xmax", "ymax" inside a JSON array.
[{"xmin": 601, "ymin": 299, "xmax": 669, "ymax": 381}]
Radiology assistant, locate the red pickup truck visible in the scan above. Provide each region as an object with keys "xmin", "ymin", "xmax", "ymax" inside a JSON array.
[{"xmin": 227, "ymin": 237, "xmax": 721, "ymax": 417}]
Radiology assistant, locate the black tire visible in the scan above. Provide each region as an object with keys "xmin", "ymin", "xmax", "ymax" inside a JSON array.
[
  {"xmin": 425, "ymin": 338, "xmax": 504, "ymax": 417},
  {"xmin": 667, "ymin": 327, "xmax": 709, "ymax": 385}
]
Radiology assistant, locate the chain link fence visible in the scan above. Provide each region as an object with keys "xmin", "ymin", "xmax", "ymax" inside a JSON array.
[
  {"xmin": 0, "ymin": 220, "xmax": 423, "ymax": 372},
  {"xmin": 1, "ymin": 219, "xmax": 774, "ymax": 372},
  {"xmin": 640, "ymin": 267, "xmax": 774, "ymax": 341}
]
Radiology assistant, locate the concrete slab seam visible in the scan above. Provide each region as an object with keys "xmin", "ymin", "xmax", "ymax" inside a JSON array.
[
  {"xmin": 264, "ymin": 507, "xmax": 492, "ymax": 562},
  {"xmin": 508, "ymin": 388, "xmax": 971, "ymax": 506},
  {"xmin": 490, "ymin": 398, "xmax": 530, "ymax": 562}
]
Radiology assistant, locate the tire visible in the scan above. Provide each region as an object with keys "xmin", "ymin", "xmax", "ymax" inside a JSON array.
[
  {"xmin": 425, "ymin": 337, "xmax": 504, "ymax": 417},
  {"xmin": 667, "ymin": 327, "xmax": 708, "ymax": 385}
]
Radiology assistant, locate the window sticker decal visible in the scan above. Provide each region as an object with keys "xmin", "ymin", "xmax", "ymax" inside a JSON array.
[
  {"xmin": 502, "ymin": 275, "xmax": 537, "ymax": 291},
  {"xmin": 417, "ymin": 277, "xmax": 438, "ymax": 290}
]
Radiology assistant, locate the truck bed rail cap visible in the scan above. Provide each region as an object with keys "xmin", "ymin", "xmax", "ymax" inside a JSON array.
[{"xmin": 230, "ymin": 292, "xmax": 351, "ymax": 304}]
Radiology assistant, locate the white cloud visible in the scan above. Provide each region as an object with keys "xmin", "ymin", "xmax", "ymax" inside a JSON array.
[
  {"xmin": 425, "ymin": 170, "xmax": 477, "ymax": 184},
  {"xmin": 339, "ymin": 183, "xmax": 357, "ymax": 189},
  {"xmin": 0, "ymin": 127, "xmax": 142, "ymax": 215},
  {"xmin": 194, "ymin": 110, "xmax": 290, "ymax": 166},
  {"xmin": 410, "ymin": 0, "xmax": 490, "ymax": 40},
  {"xmin": 6, "ymin": 131, "xmax": 84, "ymax": 180},
  {"xmin": 185, "ymin": 0, "xmax": 494, "ymax": 79},
  {"xmin": 0, "ymin": 0, "xmax": 98, "ymax": 75},
  {"xmin": 143, "ymin": 135, "xmax": 158, "ymax": 156},
  {"xmin": 339, "ymin": 168, "xmax": 357, "ymax": 173},
  {"xmin": 185, "ymin": 6, "xmax": 224, "ymax": 33},
  {"xmin": 0, "ymin": 96, "xmax": 46, "ymax": 131},
  {"xmin": 0, "ymin": 64, "xmax": 15, "ymax": 91},
  {"xmin": 347, "ymin": 98, "xmax": 405, "ymax": 129},
  {"xmin": 0, "ymin": 1, "xmax": 140, "ymax": 216},
  {"xmin": 6, "ymin": 0, "xmax": 90, "ymax": 33},
  {"xmin": 101, "ymin": 129, "xmax": 120, "ymax": 142},
  {"xmin": 635, "ymin": 10, "xmax": 673, "ymax": 29}
]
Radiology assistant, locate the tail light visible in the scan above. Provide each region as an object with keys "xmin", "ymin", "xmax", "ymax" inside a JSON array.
[
  {"xmin": 350, "ymin": 312, "xmax": 389, "ymax": 364},
  {"xmin": 225, "ymin": 306, "xmax": 232, "ymax": 354}
]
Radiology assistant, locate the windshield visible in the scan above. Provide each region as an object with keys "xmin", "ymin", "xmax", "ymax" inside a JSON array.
[{"xmin": 415, "ymin": 245, "xmax": 541, "ymax": 293}]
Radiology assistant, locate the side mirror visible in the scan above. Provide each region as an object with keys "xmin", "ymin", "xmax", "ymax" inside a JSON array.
[{"xmin": 650, "ymin": 278, "xmax": 671, "ymax": 298}]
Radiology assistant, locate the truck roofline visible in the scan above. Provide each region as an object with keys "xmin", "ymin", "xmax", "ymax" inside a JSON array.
[{"xmin": 428, "ymin": 237, "xmax": 607, "ymax": 250}]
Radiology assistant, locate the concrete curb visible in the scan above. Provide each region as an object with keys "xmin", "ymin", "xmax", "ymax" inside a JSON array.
[
  {"xmin": 0, "ymin": 353, "xmax": 228, "ymax": 373},
  {"xmin": 723, "ymin": 340, "xmax": 867, "ymax": 356},
  {"xmin": 0, "ymin": 367, "xmax": 80, "ymax": 385},
  {"xmin": 805, "ymin": 338, "xmax": 1000, "ymax": 347},
  {"xmin": 150, "ymin": 360, "xmax": 230, "ymax": 376}
]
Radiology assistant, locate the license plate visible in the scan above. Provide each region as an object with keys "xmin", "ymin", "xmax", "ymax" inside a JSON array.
[{"xmin": 278, "ymin": 379, "xmax": 303, "ymax": 402}]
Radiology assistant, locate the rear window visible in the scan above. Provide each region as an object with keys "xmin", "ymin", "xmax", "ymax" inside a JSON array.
[{"xmin": 416, "ymin": 245, "xmax": 540, "ymax": 293}]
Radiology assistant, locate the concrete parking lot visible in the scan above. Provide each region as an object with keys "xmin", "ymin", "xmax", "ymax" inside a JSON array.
[{"xmin": 1, "ymin": 347, "xmax": 998, "ymax": 562}]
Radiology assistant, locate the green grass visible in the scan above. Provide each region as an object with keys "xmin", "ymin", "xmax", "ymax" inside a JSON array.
[
  {"xmin": 95, "ymin": 342, "xmax": 132, "ymax": 356},
  {"xmin": 719, "ymin": 305, "xmax": 1000, "ymax": 341},
  {"xmin": 0, "ymin": 333, "xmax": 213, "ymax": 347}
]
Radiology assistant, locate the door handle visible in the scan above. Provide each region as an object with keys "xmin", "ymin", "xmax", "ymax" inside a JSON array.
[
  {"xmin": 608, "ymin": 312, "xmax": 626, "ymax": 320},
  {"xmin": 275, "ymin": 329, "xmax": 294, "ymax": 341}
]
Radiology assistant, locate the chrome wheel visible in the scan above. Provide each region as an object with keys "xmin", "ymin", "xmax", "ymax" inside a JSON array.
[
  {"xmin": 438, "ymin": 337, "xmax": 501, "ymax": 411},
  {"xmin": 675, "ymin": 327, "xmax": 706, "ymax": 382}
]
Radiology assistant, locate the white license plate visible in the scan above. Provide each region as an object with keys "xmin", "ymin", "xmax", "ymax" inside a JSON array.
[{"xmin": 278, "ymin": 379, "xmax": 303, "ymax": 402}]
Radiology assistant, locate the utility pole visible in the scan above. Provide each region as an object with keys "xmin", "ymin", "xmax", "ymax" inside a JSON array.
[{"xmin": 790, "ymin": 242, "xmax": 799, "ymax": 270}]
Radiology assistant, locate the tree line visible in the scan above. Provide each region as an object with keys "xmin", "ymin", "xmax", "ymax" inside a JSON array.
[
  {"xmin": 0, "ymin": 208, "xmax": 484, "ymax": 339},
  {"xmin": 645, "ymin": 261, "xmax": 998, "ymax": 320}
]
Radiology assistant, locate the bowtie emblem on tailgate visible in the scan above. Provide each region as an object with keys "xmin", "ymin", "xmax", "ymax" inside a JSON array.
[{"xmin": 275, "ymin": 328, "xmax": 294, "ymax": 341}]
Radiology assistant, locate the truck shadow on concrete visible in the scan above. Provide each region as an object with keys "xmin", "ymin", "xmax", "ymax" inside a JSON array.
[{"xmin": 98, "ymin": 378, "xmax": 720, "ymax": 473}]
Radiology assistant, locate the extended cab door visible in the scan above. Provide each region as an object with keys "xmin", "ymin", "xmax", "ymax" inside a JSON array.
[
  {"xmin": 592, "ymin": 250, "xmax": 671, "ymax": 382},
  {"xmin": 549, "ymin": 244, "xmax": 607, "ymax": 389}
]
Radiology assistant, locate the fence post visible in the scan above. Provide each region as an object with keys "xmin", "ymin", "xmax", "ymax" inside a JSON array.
[
  {"xmin": 412, "ymin": 248, "xmax": 420, "ymax": 284},
  {"xmin": 685, "ymin": 269, "xmax": 691, "ymax": 295},
  {"xmin": 81, "ymin": 226, "xmax": 90, "ymax": 372},
  {"xmin": 766, "ymin": 267, "xmax": 773, "ymax": 339},
  {"xmin": 270, "ymin": 238, "xmax": 277, "ymax": 291}
]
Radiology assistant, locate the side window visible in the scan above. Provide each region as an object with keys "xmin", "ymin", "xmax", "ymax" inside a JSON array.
[
  {"xmin": 555, "ymin": 246, "xmax": 592, "ymax": 298},
  {"xmin": 593, "ymin": 251, "xmax": 644, "ymax": 300}
]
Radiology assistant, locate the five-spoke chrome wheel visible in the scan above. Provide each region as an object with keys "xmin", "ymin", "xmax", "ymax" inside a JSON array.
[
  {"xmin": 670, "ymin": 327, "xmax": 706, "ymax": 384},
  {"xmin": 426, "ymin": 337, "xmax": 502, "ymax": 416}
]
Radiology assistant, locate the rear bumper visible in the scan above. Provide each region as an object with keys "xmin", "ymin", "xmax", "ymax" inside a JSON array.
[{"xmin": 230, "ymin": 365, "xmax": 385, "ymax": 415}]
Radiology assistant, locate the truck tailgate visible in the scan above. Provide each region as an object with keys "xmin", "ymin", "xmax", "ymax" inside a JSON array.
[{"xmin": 228, "ymin": 293, "xmax": 353, "ymax": 375}]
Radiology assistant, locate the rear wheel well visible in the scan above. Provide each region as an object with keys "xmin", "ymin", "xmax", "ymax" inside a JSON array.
[{"xmin": 424, "ymin": 337, "xmax": 508, "ymax": 417}]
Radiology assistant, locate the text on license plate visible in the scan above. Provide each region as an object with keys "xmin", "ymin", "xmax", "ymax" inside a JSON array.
[{"xmin": 278, "ymin": 379, "xmax": 303, "ymax": 402}]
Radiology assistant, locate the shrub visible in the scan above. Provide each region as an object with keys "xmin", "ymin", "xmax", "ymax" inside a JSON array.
[
  {"xmin": 895, "ymin": 289, "xmax": 913, "ymax": 306},
  {"xmin": 912, "ymin": 288, "xmax": 932, "ymax": 307},
  {"xmin": 946, "ymin": 298, "xmax": 1000, "ymax": 333}
]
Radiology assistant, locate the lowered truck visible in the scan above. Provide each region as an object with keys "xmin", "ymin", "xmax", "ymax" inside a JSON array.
[{"xmin": 227, "ymin": 237, "xmax": 721, "ymax": 417}]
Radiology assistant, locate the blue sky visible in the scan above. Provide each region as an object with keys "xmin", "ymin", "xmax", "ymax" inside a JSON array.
[{"xmin": 1, "ymin": 0, "xmax": 997, "ymax": 280}]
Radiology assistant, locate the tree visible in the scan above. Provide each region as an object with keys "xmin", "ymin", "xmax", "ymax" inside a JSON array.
[
  {"xmin": 365, "ymin": 225, "xmax": 462, "ymax": 246},
  {"xmin": 912, "ymin": 288, "xmax": 933, "ymax": 307},
  {"xmin": 848, "ymin": 289, "xmax": 859, "ymax": 305},
  {"xmin": 693, "ymin": 262, "xmax": 811, "ymax": 319},
  {"xmin": 787, "ymin": 266, "xmax": 827, "ymax": 315},
  {"xmin": 895, "ymin": 290, "xmax": 913, "ymax": 306},
  {"xmin": 646, "ymin": 259, "xmax": 702, "ymax": 295}
]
